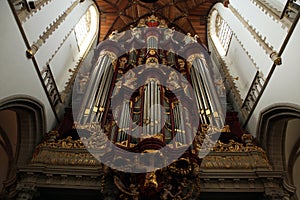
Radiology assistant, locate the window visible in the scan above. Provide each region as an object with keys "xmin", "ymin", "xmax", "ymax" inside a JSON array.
[
  {"xmin": 215, "ymin": 14, "xmax": 233, "ymax": 54},
  {"xmin": 75, "ymin": 9, "xmax": 91, "ymax": 49},
  {"xmin": 74, "ymin": 5, "xmax": 98, "ymax": 52}
]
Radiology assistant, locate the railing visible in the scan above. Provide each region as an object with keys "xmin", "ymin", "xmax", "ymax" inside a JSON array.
[
  {"xmin": 40, "ymin": 64, "xmax": 62, "ymax": 107},
  {"xmin": 281, "ymin": 0, "xmax": 300, "ymax": 21},
  {"xmin": 241, "ymin": 71, "xmax": 265, "ymax": 119}
]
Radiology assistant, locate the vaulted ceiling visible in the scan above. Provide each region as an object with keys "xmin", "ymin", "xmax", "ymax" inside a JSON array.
[{"xmin": 95, "ymin": 0, "xmax": 222, "ymax": 46}]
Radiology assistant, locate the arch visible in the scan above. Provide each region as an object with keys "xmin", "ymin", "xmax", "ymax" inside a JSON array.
[
  {"xmin": 0, "ymin": 95, "xmax": 45, "ymax": 198},
  {"xmin": 208, "ymin": 8, "xmax": 233, "ymax": 56},
  {"xmin": 257, "ymin": 103, "xmax": 300, "ymax": 199},
  {"xmin": 74, "ymin": 4, "xmax": 99, "ymax": 53}
]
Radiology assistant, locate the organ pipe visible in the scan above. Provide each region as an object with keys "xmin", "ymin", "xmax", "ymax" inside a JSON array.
[
  {"xmin": 79, "ymin": 53, "xmax": 112, "ymax": 124},
  {"xmin": 76, "ymin": 17, "xmax": 225, "ymax": 149}
]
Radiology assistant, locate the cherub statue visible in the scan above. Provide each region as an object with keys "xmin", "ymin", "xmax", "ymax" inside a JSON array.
[
  {"xmin": 119, "ymin": 57, "xmax": 128, "ymax": 69},
  {"xmin": 144, "ymin": 171, "xmax": 158, "ymax": 188},
  {"xmin": 123, "ymin": 70, "xmax": 137, "ymax": 89},
  {"xmin": 77, "ymin": 72, "xmax": 90, "ymax": 93},
  {"xmin": 184, "ymin": 33, "xmax": 193, "ymax": 45},
  {"xmin": 177, "ymin": 58, "xmax": 185, "ymax": 70},
  {"xmin": 167, "ymin": 71, "xmax": 181, "ymax": 90},
  {"xmin": 214, "ymin": 78, "xmax": 226, "ymax": 96},
  {"xmin": 158, "ymin": 19, "xmax": 168, "ymax": 28},
  {"xmin": 109, "ymin": 30, "xmax": 125, "ymax": 42},
  {"xmin": 184, "ymin": 33, "xmax": 198, "ymax": 45},
  {"xmin": 137, "ymin": 18, "xmax": 146, "ymax": 27}
]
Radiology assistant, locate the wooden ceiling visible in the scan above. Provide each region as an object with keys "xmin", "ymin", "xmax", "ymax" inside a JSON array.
[{"xmin": 95, "ymin": 0, "xmax": 222, "ymax": 46}]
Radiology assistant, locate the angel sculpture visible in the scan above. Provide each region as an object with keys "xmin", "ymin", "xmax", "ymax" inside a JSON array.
[
  {"xmin": 184, "ymin": 33, "xmax": 198, "ymax": 45},
  {"xmin": 109, "ymin": 30, "xmax": 125, "ymax": 42}
]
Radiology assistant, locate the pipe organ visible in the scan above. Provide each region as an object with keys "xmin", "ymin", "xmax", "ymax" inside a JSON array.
[{"xmin": 74, "ymin": 15, "xmax": 225, "ymax": 160}]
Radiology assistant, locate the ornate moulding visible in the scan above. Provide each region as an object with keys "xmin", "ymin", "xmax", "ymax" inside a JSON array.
[
  {"xmin": 16, "ymin": 129, "xmax": 283, "ymax": 198},
  {"xmin": 250, "ymin": 0, "xmax": 291, "ymax": 30},
  {"xmin": 17, "ymin": 0, "xmax": 53, "ymax": 23},
  {"xmin": 228, "ymin": 5, "xmax": 276, "ymax": 56},
  {"xmin": 26, "ymin": 0, "xmax": 79, "ymax": 58}
]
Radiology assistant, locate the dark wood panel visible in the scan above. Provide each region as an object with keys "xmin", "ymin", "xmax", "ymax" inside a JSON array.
[{"xmin": 95, "ymin": 0, "xmax": 223, "ymax": 45}]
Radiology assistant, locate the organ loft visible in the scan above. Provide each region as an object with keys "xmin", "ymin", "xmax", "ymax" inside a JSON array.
[{"xmin": 1, "ymin": 0, "xmax": 299, "ymax": 199}]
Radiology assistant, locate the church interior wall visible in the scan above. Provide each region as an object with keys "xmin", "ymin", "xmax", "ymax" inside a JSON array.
[
  {"xmin": 21, "ymin": 0, "xmax": 97, "ymax": 92},
  {"xmin": 224, "ymin": 35, "xmax": 258, "ymax": 100},
  {"xmin": 0, "ymin": 0, "xmax": 299, "ymax": 198},
  {"xmin": 0, "ymin": 0, "xmax": 98, "ymax": 133},
  {"xmin": 0, "ymin": 0, "xmax": 56, "ymax": 132},
  {"xmin": 230, "ymin": 0, "xmax": 288, "ymax": 49},
  {"xmin": 210, "ymin": 3, "xmax": 274, "ymax": 77},
  {"xmin": 208, "ymin": 1, "xmax": 300, "ymax": 136},
  {"xmin": 247, "ymin": 19, "xmax": 300, "ymax": 134}
]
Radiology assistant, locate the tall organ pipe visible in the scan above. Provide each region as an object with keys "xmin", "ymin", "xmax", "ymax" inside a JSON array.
[
  {"xmin": 97, "ymin": 68, "xmax": 114, "ymax": 122},
  {"xmin": 79, "ymin": 54, "xmax": 112, "ymax": 124},
  {"xmin": 150, "ymin": 81, "xmax": 154, "ymax": 134},
  {"xmin": 91, "ymin": 63, "xmax": 113, "ymax": 122},
  {"xmin": 190, "ymin": 67, "xmax": 207, "ymax": 124},
  {"xmin": 194, "ymin": 57, "xmax": 224, "ymax": 127}
]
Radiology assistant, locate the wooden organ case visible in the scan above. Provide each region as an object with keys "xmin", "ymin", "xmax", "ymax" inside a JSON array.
[
  {"xmin": 18, "ymin": 16, "xmax": 279, "ymax": 200},
  {"xmin": 72, "ymin": 15, "xmax": 225, "ymax": 199}
]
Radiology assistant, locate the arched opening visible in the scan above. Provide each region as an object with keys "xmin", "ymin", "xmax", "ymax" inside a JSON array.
[
  {"xmin": 74, "ymin": 4, "xmax": 99, "ymax": 53},
  {"xmin": 257, "ymin": 104, "xmax": 300, "ymax": 199},
  {"xmin": 208, "ymin": 9, "xmax": 233, "ymax": 56},
  {"xmin": 0, "ymin": 97, "xmax": 45, "ymax": 198}
]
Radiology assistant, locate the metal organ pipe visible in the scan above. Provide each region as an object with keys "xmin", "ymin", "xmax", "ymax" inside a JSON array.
[
  {"xmin": 145, "ymin": 83, "xmax": 148, "ymax": 134},
  {"xmin": 79, "ymin": 54, "xmax": 112, "ymax": 124},
  {"xmin": 98, "ymin": 68, "xmax": 114, "ymax": 121},
  {"xmin": 154, "ymin": 82, "xmax": 158, "ymax": 134},
  {"xmin": 123, "ymin": 101, "xmax": 131, "ymax": 141},
  {"xmin": 190, "ymin": 67, "xmax": 207, "ymax": 124},
  {"xmin": 147, "ymin": 82, "xmax": 150, "ymax": 133},
  {"xmin": 158, "ymin": 86, "xmax": 161, "ymax": 134},
  {"xmin": 184, "ymin": 108, "xmax": 191, "ymax": 144},
  {"xmin": 92, "ymin": 63, "xmax": 113, "ymax": 122},
  {"xmin": 194, "ymin": 64, "xmax": 211, "ymax": 123},
  {"xmin": 140, "ymin": 81, "xmax": 162, "ymax": 136},
  {"xmin": 150, "ymin": 81, "xmax": 154, "ymax": 135},
  {"xmin": 194, "ymin": 57, "xmax": 224, "ymax": 127},
  {"xmin": 147, "ymin": 36, "xmax": 158, "ymax": 50},
  {"xmin": 179, "ymin": 106, "xmax": 185, "ymax": 144}
]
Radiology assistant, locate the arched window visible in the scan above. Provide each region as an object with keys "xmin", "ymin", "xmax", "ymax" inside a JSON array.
[
  {"xmin": 215, "ymin": 14, "xmax": 232, "ymax": 53},
  {"xmin": 74, "ymin": 5, "xmax": 98, "ymax": 52},
  {"xmin": 209, "ymin": 10, "xmax": 233, "ymax": 56}
]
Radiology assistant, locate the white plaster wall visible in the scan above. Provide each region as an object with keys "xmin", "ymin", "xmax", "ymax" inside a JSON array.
[
  {"xmin": 0, "ymin": 0, "xmax": 56, "ymax": 131},
  {"xmin": 213, "ymin": 3, "xmax": 274, "ymax": 77},
  {"xmin": 247, "ymin": 21, "xmax": 300, "ymax": 134},
  {"xmin": 209, "ymin": 2, "xmax": 300, "ymax": 136},
  {"xmin": 231, "ymin": 0, "xmax": 288, "ymax": 49},
  {"xmin": 20, "ymin": 0, "xmax": 97, "ymax": 92},
  {"xmin": 23, "ymin": 0, "xmax": 76, "ymax": 44},
  {"xmin": 225, "ymin": 36, "xmax": 258, "ymax": 100},
  {"xmin": 34, "ymin": 1, "xmax": 94, "ymax": 69},
  {"xmin": 265, "ymin": 0, "xmax": 288, "ymax": 14},
  {"xmin": 49, "ymin": 31, "xmax": 79, "ymax": 91},
  {"xmin": 47, "ymin": 4, "xmax": 99, "ymax": 92}
]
